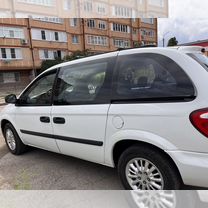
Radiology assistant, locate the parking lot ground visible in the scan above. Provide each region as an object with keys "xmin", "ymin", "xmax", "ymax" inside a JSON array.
[{"xmin": 0, "ymin": 148, "xmax": 122, "ymax": 190}]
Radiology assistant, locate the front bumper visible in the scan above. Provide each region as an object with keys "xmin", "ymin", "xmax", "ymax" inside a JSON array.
[{"xmin": 167, "ymin": 150, "xmax": 208, "ymax": 188}]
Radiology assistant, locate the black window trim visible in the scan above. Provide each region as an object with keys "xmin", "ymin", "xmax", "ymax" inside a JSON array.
[
  {"xmin": 53, "ymin": 57, "xmax": 117, "ymax": 106},
  {"xmin": 16, "ymin": 68, "xmax": 58, "ymax": 107},
  {"xmin": 111, "ymin": 53, "xmax": 197, "ymax": 104}
]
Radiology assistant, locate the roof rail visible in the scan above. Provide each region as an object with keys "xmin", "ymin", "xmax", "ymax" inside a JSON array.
[{"xmin": 117, "ymin": 45, "xmax": 157, "ymax": 51}]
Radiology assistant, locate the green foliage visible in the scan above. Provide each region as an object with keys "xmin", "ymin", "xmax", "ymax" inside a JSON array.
[
  {"xmin": 40, "ymin": 58, "xmax": 63, "ymax": 74},
  {"xmin": 167, "ymin": 37, "xmax": 178, "ymax": 46},
  {"xmin": 39, "ymin": 49, "xmax": 91, "ymax": 74},
  {"xmin": 133, "ymin": 41, "xmax": 143, "ymax": 48},
  {"xmin": 65, "ymin": 49, "xmax": 91, "ymax": 61}
]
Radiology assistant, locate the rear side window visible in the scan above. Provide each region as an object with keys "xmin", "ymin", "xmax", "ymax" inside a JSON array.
[
  {"xmin": 54, "ymin": 58, "xmax": 113, "ymax": 105},
  {"xmin": 113, "ymin": 53, "xmax": 195, "ymax": 102}
]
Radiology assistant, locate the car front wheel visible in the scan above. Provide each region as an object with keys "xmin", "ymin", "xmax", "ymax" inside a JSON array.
[
  {"xmin": 3, "ymin": 123, "xmax": 28, "ymax": 155},
  {"xmin": 118, "ymin": 145, "xmax": 182, "ymax": 190}
]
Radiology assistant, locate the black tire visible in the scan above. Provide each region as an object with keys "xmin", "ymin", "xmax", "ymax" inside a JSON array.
[
  {"xmin": 3, "ymin": 123, "xmax": 28, "ymax": 155},
  {"xmin": 118, "ymin": 145, "xmax": 182, "ymax": 190}
]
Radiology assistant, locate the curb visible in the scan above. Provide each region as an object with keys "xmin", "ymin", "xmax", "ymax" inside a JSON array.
[{"xmin": 0, "ymin": 103, "xmax": 6, "ymax": 106}]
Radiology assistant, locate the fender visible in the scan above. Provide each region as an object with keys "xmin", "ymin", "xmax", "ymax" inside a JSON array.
[
  {"xmin": 0, "ymin": 105, "xmax": 22, "ymax": 141},
  {"xmin": 104, "ymin": 129, "xmax": 178, "ymax": 167}
]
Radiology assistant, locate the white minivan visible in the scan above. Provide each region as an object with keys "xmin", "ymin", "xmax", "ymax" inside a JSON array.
[{"xmin": 1, "ymin": 47, "xmax": 208, "ymax": 190}]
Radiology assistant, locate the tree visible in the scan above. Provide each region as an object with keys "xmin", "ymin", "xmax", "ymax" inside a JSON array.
[
  {"xmin": 39, "ymin": 50, "xmax": 91, "ymax": 74},
  {"xmin": 167, "ymin": 37, "xmax": 178, "ymax": 47},
  {"xmin": 64, "ymin": 49, "xmax": 91, "ymax": 61},
  {"xmin": 39, "ymin": 58, "xmax": 63, "ymax": 74}
]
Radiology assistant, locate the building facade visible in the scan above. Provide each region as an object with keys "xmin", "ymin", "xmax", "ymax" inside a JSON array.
[
  {"xmin": 0, "ymin": 0, "xmax": 168, "ymax": 18},
  {"xmin": 0, "ymin": 17, "xmax": 158, "ymax": 95}
]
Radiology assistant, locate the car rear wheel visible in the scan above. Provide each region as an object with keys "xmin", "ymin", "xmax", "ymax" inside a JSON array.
[
  {"xmin": 118, "ymin": 145, "xmax": 182, "ymax": 190},
  {"xmin": 3, "ymin": 123, "xmax": 28, "ymax": 155}
]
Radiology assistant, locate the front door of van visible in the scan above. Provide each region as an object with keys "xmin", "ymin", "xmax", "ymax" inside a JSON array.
[
  {"xmin": 51, "ymin": 57, "xmax": 115, "ymax": 164},
  {"xmin": 15, "ymin": 70, "xmax": 60, "ymax": 153}
]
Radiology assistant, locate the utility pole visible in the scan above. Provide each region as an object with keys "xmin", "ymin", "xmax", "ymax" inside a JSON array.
[{"xmin": 163, "ymin": 31, "xmax": 170, "ymax": 47}]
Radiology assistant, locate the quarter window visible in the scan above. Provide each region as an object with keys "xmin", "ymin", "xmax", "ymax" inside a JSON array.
[{"xmin": 114, "ymin": 54, "xmax": 195, "ymax": 101}]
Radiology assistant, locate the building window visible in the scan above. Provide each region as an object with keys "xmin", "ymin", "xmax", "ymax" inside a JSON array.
[
  {"xmin": 87, "ymin": 19, "xmax": 95, "ymax": 28},
  {"xmin": 54, "ymin": 50, "xmax": 62, "ymax": 59},
  {"xmin": 64, "ymin": 0, "xmax": 71, "ymax": 10},
  {"xmin": 87, "ymin": 35, "xmax": 108, "ymax": 46},
  {"xmin": 96, "ymin": 3, "xmax": 106, "ymax": 14},
  {"xmin": 0, "ymin": 26, "xmax": 24, "ymax": 39},
  {"xmin": 114, "ymin": 39, "xmax": 130, "ymax": 48},
  {"xmin": 10, "ymin": 48, "xmax": 16, "ymax": 59},
  {"xmin": 41, "ymin": 30, "xmax": 46, "ymax": 40},
  {"xmin": 44, "ymin": 50, "xmax": 49, "ymax": 59},
  {"xmin": 17, "ymin": 0, "xmax": 55, "ymax": 7},
  {"xmin": 70, "ymin": 18, "xmax": 78, "ymax": 27},
  {"xmin": 0, "ymin": 72, "xmax": 20, "ymax": 83},
  {"xmin": 141, "ymin": 29, "xmax": 155, "ymax": 38},
  {"xmin": 113, "ymin": 6, "xmax": 132, "ymax": 17},
  {"xmin": 141, "ymin": 18, "xmax": 154, "ymax": 24},
  {"xmin": 54, "ymin": 32, "xmax": 59, "ymax": 41},
  {"xmin": 112, "ymin": 23, "xmax": 130, "ymax": 33},
  {"xmin": 148, "ymin": 0, "xmax": 164, "ymax": 7},
  {"xmin": 33, "ymin": 16, "xmax": 63, "ymax": 24},
  {"xmin": 98, "ymin": 21, "xmax": 106, "ymax": 30},
  {"xmin": 32, "ymin": 29, "xmax": 67, "ymax": 42},
  {"xmin": 1, "ymin": 48, "xmax": 7, "ymax": 59},
  {"xmin": 0, "ymin": 48, "xmax": 22, "ymax": 60},
  {"xmin": 72, "ymin": 35, "xmax": 79, "ymax": 44},
  {"xmin": 84, "ymin": 0, "xmax": 93, "ymax": 12},
  {"xmin": 39, "ymin": 50, "xmax": 65, "ymax": 60}
]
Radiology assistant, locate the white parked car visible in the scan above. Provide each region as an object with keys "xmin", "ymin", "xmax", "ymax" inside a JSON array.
[{"xmin": 1, "ymin": 47, "xmax": 208, "ymax": 190}]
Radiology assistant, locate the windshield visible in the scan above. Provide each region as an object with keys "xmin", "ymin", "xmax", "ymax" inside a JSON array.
[{"xmin": 188, "ymin": 53, "xmax": 208, "ymax": 71}]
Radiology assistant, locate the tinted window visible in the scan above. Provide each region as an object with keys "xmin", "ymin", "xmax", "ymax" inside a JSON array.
[
  {"xmin": 19, "ymin": 72, "xmax": 56, "ymax": 106},
  {"xmin": 114, "ymin": 53, "xmax": 195, "ymax": 101},
  {"xmin": 54, "ymin": 58, "xmax": 112, "ymax": 105}
]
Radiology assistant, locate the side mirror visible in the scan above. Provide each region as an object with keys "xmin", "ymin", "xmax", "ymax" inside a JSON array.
[{"xmin": 5, "ymin": 94, "xmax": 17, "ymax": 104}]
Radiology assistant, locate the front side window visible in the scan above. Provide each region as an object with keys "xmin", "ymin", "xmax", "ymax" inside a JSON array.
[
  {"xmin": 114, "ymin": 54, "xmax": 195, "ymax": 101},
  {"xmin": 54, "ymin": 59, "xmax": 112, "ymax": 105},
  {"xmin": 19, "ymin": 72, "xmax": 56, "ymax": 106}
]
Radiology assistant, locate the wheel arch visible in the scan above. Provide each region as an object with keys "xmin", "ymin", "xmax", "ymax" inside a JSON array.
[
  {"xmin": 112, "ymin": 139, "xmax": 183, "ymax": 184},
  {"xmin": 1, "ymin": 119, "xmax": 13, "ymax": 134}
]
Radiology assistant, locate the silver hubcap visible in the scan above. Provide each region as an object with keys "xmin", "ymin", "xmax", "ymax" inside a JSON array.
[
  {"xmin": 126, "ymin": 158, "xmax": 164, "ymax": 190},
  {"xmin": 131, "ymin": 191, "xmax": 176, "ymax": 208},
  {"xmin": 5, "ymin": 129, "xmax": 16, "ymax": 151}
]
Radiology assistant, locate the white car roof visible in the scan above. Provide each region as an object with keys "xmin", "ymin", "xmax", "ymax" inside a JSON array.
[
  {"xmin": 169, "ymin": 46, "xmax": 205, "ymax": 54},
  {"xmin": 44, "ymin": 47, "xmax": 194, "ymax": 73},
  {"xmin": 46, "ymin": 51, "xmax": 119, "ymax": 72}
]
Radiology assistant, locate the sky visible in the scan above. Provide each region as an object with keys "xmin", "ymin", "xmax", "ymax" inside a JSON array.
[{"xmin": 158, "ymin": 0, "xmax": 208, "ymax": 46}]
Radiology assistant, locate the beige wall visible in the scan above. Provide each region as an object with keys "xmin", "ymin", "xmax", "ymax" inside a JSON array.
[{"xmin": 0, "ymin": 0, "xmax": 169, "ymax": 18}]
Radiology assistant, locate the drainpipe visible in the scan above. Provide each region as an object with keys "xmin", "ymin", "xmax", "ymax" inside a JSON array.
[{"xmin": 27, "ymin": 18, "xmax": 37, "ymax": 78}]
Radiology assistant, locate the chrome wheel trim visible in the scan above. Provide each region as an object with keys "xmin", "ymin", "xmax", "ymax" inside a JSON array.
[
  {"xmin": 130, "ymin": 190, "xmax": 177, "ymax": 208},
  {"xmin": 125, "ymin": 158, "xmax": 164, "ymax": 190},
  {"xmin": 5, "ymin": 129, "xmax": 16, "ymax": 151}
]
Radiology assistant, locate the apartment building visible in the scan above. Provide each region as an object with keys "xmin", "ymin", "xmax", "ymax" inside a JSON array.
[
  {"xmin": 0, "ymin": 17, "xmax": 157, "ymax": 94},
  {"xmin": 0, "ymin": 0, "xmax": 168, "ymax": 18}
]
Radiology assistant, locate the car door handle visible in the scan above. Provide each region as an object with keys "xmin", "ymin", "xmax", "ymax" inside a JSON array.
[
  {"xmin": 40, "ymin": 116, "xmax": 50, "ymax": 123},
  {"xmin": 53, "ymin": 117, "xmax": 66, "ymax": 124}
]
